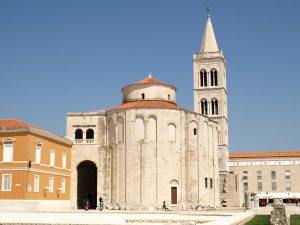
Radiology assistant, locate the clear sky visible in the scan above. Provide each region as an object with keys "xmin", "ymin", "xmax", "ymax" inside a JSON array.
[{"xmin": 1, "ymin": 0, "xmax": 300, "ymax": 153}]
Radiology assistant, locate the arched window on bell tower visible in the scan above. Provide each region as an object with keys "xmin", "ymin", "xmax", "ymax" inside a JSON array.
[
  {"xmin": 211, "ymin": 99, "xmax": 219, "ymax": 115},
  {"xmin": 210, "ymin": 69, "xmax": 218, "ymax": 86},
  {"xmin": 201, "ymin": 99, "xmax": 208, "ymax": 115},
  {"xmin": 200, "ymin": 69, "xmax": 207, "ymax": 87}
]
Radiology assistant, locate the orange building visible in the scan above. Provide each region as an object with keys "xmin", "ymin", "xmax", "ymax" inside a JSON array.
[{"xmin": 0, "ymin": 119, "xmax": 72, "ymax": 210}]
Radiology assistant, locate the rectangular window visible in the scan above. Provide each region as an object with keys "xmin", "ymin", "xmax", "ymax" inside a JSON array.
[
  {"xmin": 239, "ymin": 161, "xmax": 251, "ymax": 166},
  {"xmin": 286, "ymin": 181, "xmax": 291, "ymax": 191},
  {"xmin": 271, "ymin": 171, "xmax": 276, "ymax": 180},
  {"xmin": 280, "ymin": 160, "xmax": 292, "ymax": 166},
  {"xmin": 1, "ymin": 174, "xmax": 12, "ymax": 191},
  {"xmin": 257, "ymin": 171, "xmax": 262, "ymax": 180},
  {"xmin": 34, "ymin": 175, "xmax": 39, "ymax": 192},
  {"xmin": 61, "ymin": 179, "xmax": 66, "ymax": 193},
  {"xmin": 62, "ymin": 153, "xmax": 67, "ymax": 169},
  {"xmin": 50, "ymin": 150, "xmax": 55, "ymax": 167},
  {"xmin": 243, "ymin": 171, "xmax": 248, "ymax": 180},
  {"xmin": 3, "ymin": 144, "xmax": 13, "ymax": 162},
  {"xmin": 272, "ymin": 182, "xmax": 277, "ymax": 191},
  {"xmin": 285, "ymin": 170, "xmax": 291, "ymax": 180},
  {"xmin": 267, "ymin": 160, "xmax": 279, "ymax": 166},
  {"xmin": 243, "ymin": 182, "xmax": 248, "ymax": 192},
  {"xmin": 253, "ymin": 161, "xmax": 263, "ymax": 166},
  {"xmin": 49, "ymin": 177, "xmax": 54, "ymax": 193},
  {"xmin": 257, "ymin": 182, "xmax": 263, "ymax": 191},
  {"xmin": 229, "ymin": 161, "xmax": 238, "ymax": 167},
  {"xmin": 35, "ymin": 146, "xmax": 41, "ymax": 164}
]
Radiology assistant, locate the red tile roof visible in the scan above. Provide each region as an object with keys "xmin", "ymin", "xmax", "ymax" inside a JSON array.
[
  {"xmin": 0, "ymin": 119, "xmax": 43, "ymax": 131},
  {"xmin": 109, "ymin": 100, "xmax": 184, "ymax": 111},
  {"xmin": 136, "ymin": 77, "xmax": 161, "ymax": 85},
  {"xmin": 122, "ymin": 76, "xmax": 177, "ymax": 91},
  {"xmin": 0, "ymin": 119, "xmax": 72, "ymax": 145},
  {"xmin": 230, "ymin": 151, "xmax": 300, "ymax": 158}
]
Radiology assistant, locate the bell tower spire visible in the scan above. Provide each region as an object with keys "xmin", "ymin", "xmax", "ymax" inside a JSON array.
[
  {"xmin": 193, "ymin": 11, "xmax": 229, "ymax": 172},
  {"xmin": 200, "ymin": 8, "xmax": 219, "ymax": 53}
]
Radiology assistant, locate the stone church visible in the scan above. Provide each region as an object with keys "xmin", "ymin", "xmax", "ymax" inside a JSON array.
[{"xmin": 66, "ymin": 13, "xmax": 242, "ymax": 210}]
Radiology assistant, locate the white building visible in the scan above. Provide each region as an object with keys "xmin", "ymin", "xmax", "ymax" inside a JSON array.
[
  {"xmin": 66, "ymin": 13, "xmax": 242, "ymax": 210},
  {"xmin": 229, "ymin": 151, "xmax": 300, "ymax": 203}
]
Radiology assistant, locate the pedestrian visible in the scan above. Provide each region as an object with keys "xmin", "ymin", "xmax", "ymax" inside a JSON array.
[
  {"xmin": 99, "ymin": 197, "xmax": 104, "ymax": 211},
  {"xmin": 162, "ymin": 201, "xmax": 166, "ymax": 210},
  {"xmin": 84, "ymin": 200, "xmax": 89, "ymax": 211}
]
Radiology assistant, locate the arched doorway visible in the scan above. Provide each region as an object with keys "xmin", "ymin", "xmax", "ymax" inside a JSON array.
[{"xmin": 77, "ymin": 160, "xmax": 97, "ymax": 209}]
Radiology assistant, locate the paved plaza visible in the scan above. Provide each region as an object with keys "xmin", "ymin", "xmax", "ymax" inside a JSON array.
[
  {"xmin": 1, "ymin": 206, "xmax": 299, "ymax": 225},
  {"xmin": 0, "ymin": 209, "xmax": 257, "ymax": 225}
]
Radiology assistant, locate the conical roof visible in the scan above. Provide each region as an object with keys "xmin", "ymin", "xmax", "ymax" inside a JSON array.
[
  {"xmin": 136, "ymin": 76, "xmax": 161, "ymax": 85},
  {"xmin": 200, "ymin": 14, "xmax": 219, "ymax": 53}
]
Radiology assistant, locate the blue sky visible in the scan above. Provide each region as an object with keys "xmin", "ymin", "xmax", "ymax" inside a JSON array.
[{"xmin": 1, "ymin": 0, "xmax": 300, "ymax": 153}]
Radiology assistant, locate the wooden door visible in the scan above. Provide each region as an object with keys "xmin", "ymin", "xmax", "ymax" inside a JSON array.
[{"xmin": 171, "ymin": 187, "xmax": 177, "ymax": 204}]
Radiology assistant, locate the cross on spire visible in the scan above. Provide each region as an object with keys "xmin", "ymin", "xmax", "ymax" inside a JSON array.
[{"xmin": 207, "ymin": 7, "xmax": 211, "ymax": 18}]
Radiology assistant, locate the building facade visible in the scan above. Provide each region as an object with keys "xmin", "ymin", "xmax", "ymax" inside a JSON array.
[
  {"xmin": 67, "ymin": 76, "xmax": 221, "ymax": 210},
  {"xmin": 66, "ymin": 12, "xmax": 245, "ymax": 210},
  {"xmin": 0, "ymin": 119, "xmax": 72, "ymax": 210},
  {"xmin": 230, "ymin": 152, "xmax": 300, "ymax": 202}
]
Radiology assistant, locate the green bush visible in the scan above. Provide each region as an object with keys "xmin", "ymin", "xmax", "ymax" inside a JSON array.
[
  {"xmin": 245, "ymin": 215, "xmax": 270, "ymax": 225},
  {"xmin": 290, "ymin": 215, "xmax": 300, "ymax": 225}
]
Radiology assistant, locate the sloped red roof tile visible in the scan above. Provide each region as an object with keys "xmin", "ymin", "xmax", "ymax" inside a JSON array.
[
  {"xmin": 0, "ymin": 119, "xmax": 46, "ymax": 132},
  {"xmin": 230, "ymin": 151, "xmax": 300, "ymax": 158},
  {"xmin": 122, "ymin": 76, "xmax": 176, "ymax": 91},
  {"xmin": 109, "ymin": 100, "xmax": 183, "ymax": 111},
  {"xmin": 136, "ymin": 77, "xmax": 161, "ymax": 85}
]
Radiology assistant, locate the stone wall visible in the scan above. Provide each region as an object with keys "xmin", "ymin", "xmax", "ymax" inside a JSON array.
[{"xmin": 219, "ymin": 172, "xmax": 243, "ymax": 207}]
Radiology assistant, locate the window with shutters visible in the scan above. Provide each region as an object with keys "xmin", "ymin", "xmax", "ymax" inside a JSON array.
[
  {"xmin": 35, "ymin": 142, "xmax": 42, "ymax": 164},
  {"xmin": 34, "ymin": 175, "xmax": 39, "ymax": 192},
  {"xmin": 2, "ymin": 138, "xmax": 15, "ymax": 162},
  {"xmin": 49, "ymin": 177, "xmax": 54, "ymax": 193},
  {"xmin": 1, "ymin": 174, "xmax": 12, "ymax": 191},
  {"xmin": 62, "ymin": 153, "xmax": 67, "ymax": 169},
  {"xmin": 50, "ymin": 150, "xmax": 55, "ymax": 167},
  {"xmin": 61, "ymin": 179, "xmax": 66, "ymax": 193}
]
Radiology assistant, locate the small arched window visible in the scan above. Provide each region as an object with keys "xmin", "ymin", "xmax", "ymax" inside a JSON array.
[
  {"xmin": 168, "ymin": 94, "xmax": 170, "ymax": 100},
  {"xmin": 211, "ymin": 99, "xmax": 219, "ymax": 115},
  {"xmin": 200, "ymin": 70, "xmax": 207, "ymax": 87},
  {"xmin": 210, "ymin": 178, "xmax": 213, "ymax": 189},
  {"xmin": 75, "ymin": 129, "xmax": 83, "ymax": 139},
  {"xmin": 210, "ymin": 69, "xmax": 218, "ymax": 86},
  {"xmin": 193, "ymin": 128, "xmax": 197, "ymax": 135},
  {"xmin": 142, "ymin": 93, "xmax": 145, "ymax": 99},
  {"xmin": 201, "ymin": 99, "xmax": 208, "ymax": 115},
  {"xmin": 86, "ymin": 129, "xmax": 94, "ymax": 139},
  {"xmin": 205, "ymin": 177, "xmax": 208, "ymax": 188},
  {"xmin": 168, "ymin": 124, "xmax": 176, "ymax": 142}
]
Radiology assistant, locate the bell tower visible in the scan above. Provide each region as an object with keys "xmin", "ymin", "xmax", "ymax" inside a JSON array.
[{"xmin": 193, "ymin": 11, "xmax": 229, "ymax": 172}]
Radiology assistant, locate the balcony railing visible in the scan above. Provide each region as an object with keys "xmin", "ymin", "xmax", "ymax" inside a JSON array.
[{"xmin": 74, "ymin": 139, "xmax": 95, "ymax": 144}]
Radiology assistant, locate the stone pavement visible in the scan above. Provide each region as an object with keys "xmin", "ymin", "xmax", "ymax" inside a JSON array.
[{"xmin": 0, "ymin": 209, "xmax": 258, "ymax": 225}]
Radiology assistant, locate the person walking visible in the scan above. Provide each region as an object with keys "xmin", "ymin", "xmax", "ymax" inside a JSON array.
[
  {"xmin": 162, "ymin": 201, "xmax": 167, "ymax": 210},
  {"xmin": 99, "ymin": 197, "xmax": 104, "ymax": 211},
  {"xmin": 84, "ymin": 200, "xmax": 89, "ymax": 211}
]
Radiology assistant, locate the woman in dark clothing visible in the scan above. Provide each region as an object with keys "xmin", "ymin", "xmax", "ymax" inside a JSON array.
[{"xmin": 99, "ymin": 197, "xmax": 104, "ymax": 211}]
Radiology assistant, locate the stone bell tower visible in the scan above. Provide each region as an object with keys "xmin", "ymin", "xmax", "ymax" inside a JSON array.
[{"xmin": 193, "ymin": 12, "xmax": 229, "ymax": 173}]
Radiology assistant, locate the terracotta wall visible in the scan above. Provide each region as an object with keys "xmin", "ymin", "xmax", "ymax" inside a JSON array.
[{"xmin": 0, "ymin": 131, "xmax": 71, "ymax": 200}]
